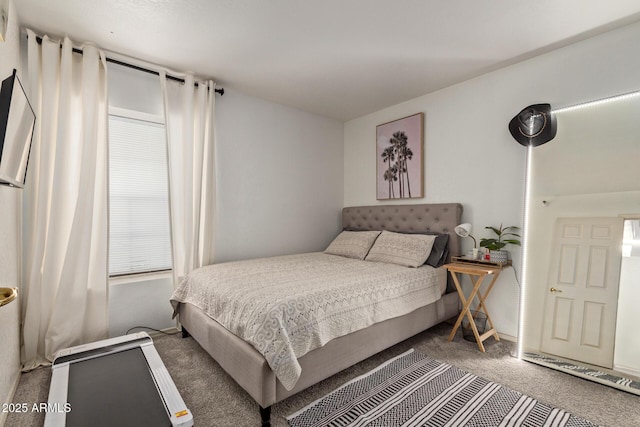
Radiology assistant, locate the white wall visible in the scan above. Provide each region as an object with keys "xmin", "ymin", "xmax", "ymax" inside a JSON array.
[
  {"xmin": 0, "ymin": 0, "xmax": 21, "ymax": 289},
  {"xmin": 215, "ymin": 88, "xmax": 344, "ymax": 263},
  {"xmin": 344, "ymin": 20, "xmax": 640, "ymax": 338},
  {"xmin": 0, "ymin": 290, "xmax": 20, "ymax": 427},
  {"xmin": 0, "ymin": 1, "xmax": 23, "ymax": 422},
  {"xmin": 108, "ymin": 273, "xmax": 175, "ymax": 336},
  {"xmin": 616, "ymin": 248, "xmax": 640, "ymax": 377},
  {"xmin": 107, "ymin": 87, "xmax": 344, "ymax": 334}
]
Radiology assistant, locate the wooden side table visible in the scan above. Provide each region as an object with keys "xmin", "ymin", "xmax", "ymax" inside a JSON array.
[{"xmin": 444, "ymin": 262, "xmax": 505, "ymax": 352}]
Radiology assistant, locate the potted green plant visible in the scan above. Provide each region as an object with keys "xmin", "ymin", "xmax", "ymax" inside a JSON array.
[{"xmin": 479, "ymin": 224, "xmax": 521, "ymax": 264}]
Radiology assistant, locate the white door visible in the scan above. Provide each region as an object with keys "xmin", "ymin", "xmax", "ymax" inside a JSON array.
[{"xmin": 540, "ymin": 217, "xmax": 623, "ymax": 368}]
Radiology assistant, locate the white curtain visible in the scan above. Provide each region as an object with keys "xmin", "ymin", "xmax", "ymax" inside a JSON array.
[
  {"xmin": 21, "ymin": 30, "xmax": 109, "ymax": 370},
  {"xmin": 161, "ymin": 74, "xmax": 216, "ymax": 286}
]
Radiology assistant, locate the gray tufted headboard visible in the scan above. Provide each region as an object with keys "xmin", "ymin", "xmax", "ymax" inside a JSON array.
[{"xmin": 342, "ymin": 203, "xmax": 463, "ymax": 262}]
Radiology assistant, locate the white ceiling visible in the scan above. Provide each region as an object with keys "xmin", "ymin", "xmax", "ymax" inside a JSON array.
[{"xmin": 12, "ymin": 0, "xmax": 640, "ymax": 121}]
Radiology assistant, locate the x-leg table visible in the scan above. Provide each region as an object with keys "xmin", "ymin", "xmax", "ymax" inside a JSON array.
[{"xmin": 444, "ymin": 262, "xmax": 505, "ymax": 352}]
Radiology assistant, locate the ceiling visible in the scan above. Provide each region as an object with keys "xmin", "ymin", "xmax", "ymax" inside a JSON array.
[{"xmin": 12, "ymin": 0, "xmax": 640, "ymax": 121}]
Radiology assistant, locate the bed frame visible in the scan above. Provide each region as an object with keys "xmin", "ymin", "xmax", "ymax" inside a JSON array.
[{"xmin": 177, "ymin": 203, "xmax": 463, "ymax": 425}]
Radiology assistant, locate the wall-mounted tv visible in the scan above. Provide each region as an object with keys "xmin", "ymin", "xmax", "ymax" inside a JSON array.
[{"xmin": 0, "ymin": 69, "xmax": 36, "ymax": 188}]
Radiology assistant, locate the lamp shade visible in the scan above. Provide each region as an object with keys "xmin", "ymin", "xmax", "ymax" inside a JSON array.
[{"xmin": 454, "ymin": 223, "xmax": 472, "ymax": 238}]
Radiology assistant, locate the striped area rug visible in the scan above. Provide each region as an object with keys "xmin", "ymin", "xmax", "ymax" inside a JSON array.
[{"xmin": 287, "ymin": 349, "xmax": 598, "ymax": 427}]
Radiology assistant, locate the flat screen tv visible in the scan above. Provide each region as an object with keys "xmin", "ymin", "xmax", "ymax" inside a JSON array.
[{"xmin": 0, "ymin": 69, "xmax": 36, "ymax": 188}]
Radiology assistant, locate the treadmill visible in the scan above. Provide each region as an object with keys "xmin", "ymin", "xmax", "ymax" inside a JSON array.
[{"xmin": 44, "ymin": 332, "xmax": 193, "ymax": 427}]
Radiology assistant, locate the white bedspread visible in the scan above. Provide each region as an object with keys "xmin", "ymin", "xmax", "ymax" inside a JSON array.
[{"xmin": 170, "ymin": 252, "xmax": 445, "ymax": 390}]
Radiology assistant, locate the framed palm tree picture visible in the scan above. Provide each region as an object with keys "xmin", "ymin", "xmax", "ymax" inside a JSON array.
[{"xmin": 376, "ymin": 113, "xmax": 424, "ymax": 200}]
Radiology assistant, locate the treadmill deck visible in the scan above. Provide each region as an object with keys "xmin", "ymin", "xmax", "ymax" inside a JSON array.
[{"xmin": 45, "ymin": 333, "xmax": 193, "ymax": 427}]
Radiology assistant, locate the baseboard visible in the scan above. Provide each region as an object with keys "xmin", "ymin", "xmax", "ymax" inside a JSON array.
[
  {"xmin": 497, "ymin": 332, "xmax": 517, "ymax": 343},
  {"xmin": 614, "ymin": 364, "xmax": 640, "ymax": 380}
]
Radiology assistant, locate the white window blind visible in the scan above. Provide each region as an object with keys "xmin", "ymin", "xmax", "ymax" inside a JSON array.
[{"xmin": 108, "ymin": 114, "xmax": 172, "ymax": 276}]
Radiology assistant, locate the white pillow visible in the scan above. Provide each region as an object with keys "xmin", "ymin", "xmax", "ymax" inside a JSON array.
[
  {"xmin": 324, "ymin": 231, "xmax": 381, "ymax": 260},
  {"xmin": 365, "ymin": 230, "xmax": 436, "ymax": 267}
]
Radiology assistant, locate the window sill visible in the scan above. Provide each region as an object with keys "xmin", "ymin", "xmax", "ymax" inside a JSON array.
[{"xmin": 109, "ymin": 270, "xmax": 172, "ymax": 286}]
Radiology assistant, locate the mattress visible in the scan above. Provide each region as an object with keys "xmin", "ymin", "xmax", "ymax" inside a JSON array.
[{"xmin": 170, "ymin": 252, "xmax": 446, "ymax": 390}]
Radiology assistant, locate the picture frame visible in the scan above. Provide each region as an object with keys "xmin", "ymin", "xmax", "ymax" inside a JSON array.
[{"xmin": 376, "ymin": 112, "xmax": 423, "ymax": 200}]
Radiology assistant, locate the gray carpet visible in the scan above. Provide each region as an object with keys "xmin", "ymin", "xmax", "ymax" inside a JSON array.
[{"xmin": 7, "ymin": 323, "xmax": 640, "ymax": 426}]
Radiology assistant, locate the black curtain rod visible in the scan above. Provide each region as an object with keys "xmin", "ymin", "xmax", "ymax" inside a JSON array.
[{"xmin": 32, "ymin": 35, "xmax": 224, "ymax": 96}]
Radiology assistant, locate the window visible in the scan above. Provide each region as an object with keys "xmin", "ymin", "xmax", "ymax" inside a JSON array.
[
  {"xmin": 106, "ymin": 62, "xmax": 173, "ymax": 277},
  {"xmin": 108, "ymin": 111, "xmax": 172, "ymax": 276}
]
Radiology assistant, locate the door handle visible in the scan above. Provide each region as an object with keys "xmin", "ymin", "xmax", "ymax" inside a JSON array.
[
  {"xmin": 0, "ymin": 287, "xmax": 17, "ymax": 307},
  {"xmin": 550, "ymin": 287, "xmax": 562, "ymax": 293}
]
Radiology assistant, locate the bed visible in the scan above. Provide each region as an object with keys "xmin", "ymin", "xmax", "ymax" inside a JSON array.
[{"xmin": 171, "ymin": 203, "xmax": 462, "ymax": 425}]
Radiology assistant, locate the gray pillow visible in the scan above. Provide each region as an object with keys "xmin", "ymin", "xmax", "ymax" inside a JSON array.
[
  {"xmin": 365, "ymin": 231, "xmax": 436, "ymax": 268},
  {"xmin": 324, "ymin": 231, "xmax": 381, "ymax": 260},
  {"xmin": 425, "ymin": 233, "xmax": 449, "ymax": 267}
]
